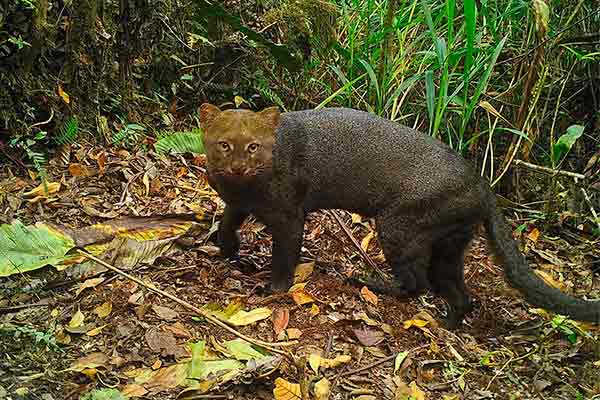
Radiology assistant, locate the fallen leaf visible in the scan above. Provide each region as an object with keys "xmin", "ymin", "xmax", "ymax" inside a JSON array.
[
  {"xmin": 286, "ymin": 328, "xmax": 302, "ymax": 339},
  {"xmin": 23, "ymin": 181, "xmax": 60, "ymax": 199},
  {"xmin": 144, "ymin": 364, "xmax": 188, "ymax": 392},
  {"xmin": 163, "ymin": 322, "xmax": 191, "ymax": 338},
  {"xmin": 225, "ymin": 339, "xmax": 268, "ymax": 361},
  {"xmin": 151, "ymin": 359, "xmax": 162, "ymax": 370},
  {"xmin": 94, "ymin": 302, "xmax": 113, "ymax": 318},
  {"xmin": 361, "ymin": 231, "xmax": 375, "ymax": 251},
  {"xmin": 351, "ymin": 213, "xmax": 362, "ymax": 224},
  {"xmin": 294, "ymin": 261, "xmax": 315, "ymax": 283},
  {"xmin": 310, "ymin": 354, "xmax": 352, "ymax": 373},
  {"xmin": 86, "ymin": 324, "xmax": 108, "ymax": 337},
  {"xmin": 152, "ymin": 305, "xmax": 179, "ymax": 321},
  {"xmin": 394, "ymin": 351, "xmax": 409, "ymax": 373},
  {"xmin": 309, "ymin": 304, "xmax": 320, "ymax": 317},
  {"xmin": 527, "ymin": 228, "xmax": 540, "ymax": 242},
  {"xmin": 68, "ymin": 163, "xmax": 94, "ymax": 177},
  {"xmin": 75, "ymin": 277, "xmax": 105, "ymax": 296},
  {"xmin": 272, "ymin": 308, "xmax": 290, "ymax": 335},
  {"xmin": 353, "ymin": 326, "xmax": 385, "ymax": 347},
  {"xmin": 360, "ymin": 286, "xmax": 378, "ymax": 305},
  {"xmin": 70, "ymin": 352, "xmax": 109, "ymax": 372},
  {"xmin": 58, "ymin": 84, "xmax": 70, "ymax": 104},
  {"xmin": 69, "ymin": 309, "xmax": 85, "ymax": 329},
  {"xmin": 533, "ymin": 269, "xmax": 566, "ymax": 291},
  {"xmin": 121, "ymin": 384, "xmax": 148, "ymax": 397},
  {"xmin": 314, "ymin": 377, "xmax": 331, "ymax": 400},
  {"xmin": 273, "ymin": 377, "xmax": 301, "ymax": 400},
  {"xmin": 403, "ymin": 319, "xmax": 429, "ymax": 330},
  {"xmin": 227, "ymin": 307, "xmax": 272, "ymax": 326},
  {"xmin": 395, "ymin": 381, "xmax": 425, "ymax": 400}
]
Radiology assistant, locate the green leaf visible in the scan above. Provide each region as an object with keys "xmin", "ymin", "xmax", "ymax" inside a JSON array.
[
  {"xmin": 393, "ymin": 351, "xmax": 409, "ymax": 373},
  {"xmin": 79, "ymin": 388, "xmax": 128, "ymax": 400},
  {"xmin": 154, "ymin": 130, "xmax": 205, "ymax": 155},
  {"xmin": 0, "ymin": 220, "xmax": 75, "ymax": 277},
  {"xmin": 552, "ymin": 125, "xmax": 584, "ymax": 165},
  {"xmin": 224, "ymin": 339, "xmax": 269, "ymax": 361}
]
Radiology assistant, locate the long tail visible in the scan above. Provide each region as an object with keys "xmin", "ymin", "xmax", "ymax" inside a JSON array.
[{"xmin": 484, "ymin": 205, "xmax": 600, "ymax": 323}]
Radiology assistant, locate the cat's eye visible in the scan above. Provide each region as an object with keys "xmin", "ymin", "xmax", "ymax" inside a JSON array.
[
  {"xmin": 247, "ymin": 143, "xmax": 260, "ymax": 153},
  {"xmin": 218, "ymin": 141, "xmax": 230, "ymax": 151}
]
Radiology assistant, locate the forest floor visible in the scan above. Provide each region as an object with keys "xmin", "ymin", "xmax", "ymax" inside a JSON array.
[{"xmin": 1, "ymin": 145, "xmax": 599, "ymax": 400}]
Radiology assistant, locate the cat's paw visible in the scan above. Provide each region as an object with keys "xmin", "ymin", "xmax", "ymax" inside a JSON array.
[
  {"xmin": 270, "ymin": 276, "xmax": 292, "ymax": 293},
  {"xmin": 217, "ymin": 231, "xmax": 240, "ymax": 258}
]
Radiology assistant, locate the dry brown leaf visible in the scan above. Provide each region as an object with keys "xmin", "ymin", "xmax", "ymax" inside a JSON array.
[
  {"xmin": 94, "ymin": 302, "xmax": 112, "ymax": 318},
  {"xmin": 361, "ymin": 231, "xmax": 375, "ymax": 252},
  {"xmin": 533, "ymin": 269, "xmax": 566, "ymax": 291},
  {"xmin": 272, "ymin": 308, "xmax": 290, "ymax": 335},
  {"xmin": 286, "ymin": 328, "xmax": 302, "ymax": 339},
  {"xmin": 293, "ymin": 261, "xmax": 314, "ymax": 283},
  {"xmin": 68, "ymin": 163, "xmax": 94, "ymax": 177},
  {"xmin": 273, "ymin": 377, "xmax": 301, "ymax": 400},
  {"xmin": 360, "ymin": 286, "xmax": 379, "ymax": 305},
  {"xmin": 163, "ymin": 322, "xmax": 191, "ymax": 338},
  {"xmin": 144, "ymin": 364, "xmax": 188, "ymax": 392},
  {"xmin": 353, "ymin": 326, "xmax": 384, "ymax": 347},
  {"xmin": 152, "ymin": 305, "xmax": 179, "ymax": 321},
  {"xmin": 75, "ymin": 277, "xmax": 105, "ymax": 296},
  {"xmin": 121, "ymin": 384, "xmax": 148, "ymax": 397},
  {"xmin": 70, "ymin": 352, "xmax": 109, "ymax": 372},
  {"xmin": 23, "ymin": 181, "xmax": 60, "ymax": 199}
]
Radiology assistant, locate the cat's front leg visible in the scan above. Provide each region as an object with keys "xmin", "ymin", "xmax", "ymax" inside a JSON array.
[
  {"xmin": 217, "ymin": 205, "xmax": 249, "ymax": 259},
  {"xmin": 268, "ymin": 209, "xmax": 305, "ymax": 292}
]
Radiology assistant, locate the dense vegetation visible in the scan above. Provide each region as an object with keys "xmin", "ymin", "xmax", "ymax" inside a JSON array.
[{"xmin": 1, "ymin": 0, "xmax": 599, "ymax": 228}]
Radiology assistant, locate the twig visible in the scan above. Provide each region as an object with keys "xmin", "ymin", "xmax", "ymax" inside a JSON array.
[
  {"xmin": 513, "ymin": 159, "xmax": 586, "ymax": 180},
  {"xmin": 28, "ymin": 109, "xmax": 55, "ymax": 130},
  {"xmin": 339, "ymin": 345, "xmax": 428, "ymax": 378},
  {"xmin": 76, "ymin": 250, "xmax": 297, "ymax": 356},
  {"xmin": 0, "ymin": 302, "xmax": 51, "ymax": 314},
  {"xmin": 328, "ymin": 210, "xmax": 387, "ymax": 281},
  {"xmin": 580, "ymin": 186, "xmax": 600, "ymax": 230}
]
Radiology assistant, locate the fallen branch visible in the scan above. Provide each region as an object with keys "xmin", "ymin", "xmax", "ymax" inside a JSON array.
[
  {"xmin": 77, "ymin": 249, "xmax": 297, "ymax": 357},
  {"xmin": 328, "ymin": 210, "xmax": 388, "ymax": 281},
  {"xmin": 513, "ymin": 159, "xmax": 586, "ymax": 180},
  {"xmin": 339, "ymin": 344, "xmax": 428, "ymax": 378}
]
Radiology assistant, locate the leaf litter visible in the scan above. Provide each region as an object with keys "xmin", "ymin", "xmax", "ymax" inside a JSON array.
[{"xmin": 0, "ymin": 144, "xmax": 599, "ymax": 399}]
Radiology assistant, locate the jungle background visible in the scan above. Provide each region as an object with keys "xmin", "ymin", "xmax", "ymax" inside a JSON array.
[{"xmin": 1, "ymin": 0, "xmax": 600, "ymax": 399}]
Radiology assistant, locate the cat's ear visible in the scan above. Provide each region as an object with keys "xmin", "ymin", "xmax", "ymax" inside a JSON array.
[
  {"xmin": 258, "ymin": 106, "xmax": 281, "ymax": 131},
  {"xmin": 199, "ymin": 103, "xmax": 221, "ymax": 131}
]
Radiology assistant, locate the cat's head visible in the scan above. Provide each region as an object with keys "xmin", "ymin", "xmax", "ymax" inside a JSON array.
[{"xmin": 199, "ymin": 103, "xmax": 280, "ymax": 179}]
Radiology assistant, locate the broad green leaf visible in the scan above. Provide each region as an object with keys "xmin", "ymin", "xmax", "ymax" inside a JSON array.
[
  {"xmin": 394, "ymin": 351, "xmax": 409, "ymax": 373},
  {"xmin": 0, "ymin": 220, "xmax": 75, "ymax": 277},
  {"xmin": 224, "ymin": 339, "xmax": 268, "ymax": 361},
  {"xmin": 552, "ymin": 125, "xmax": 584, "ymax": 165}
]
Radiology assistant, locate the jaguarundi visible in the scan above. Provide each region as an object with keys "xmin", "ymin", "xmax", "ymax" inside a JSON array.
[{"xmin": 198, "ymin": 103, "xmax": 600, "ymax": 329}]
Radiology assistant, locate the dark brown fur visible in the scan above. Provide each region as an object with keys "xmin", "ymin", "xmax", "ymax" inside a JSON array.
[{"xmin": 199, "ymin": 104, "xmax": 600, "ymax": 329}]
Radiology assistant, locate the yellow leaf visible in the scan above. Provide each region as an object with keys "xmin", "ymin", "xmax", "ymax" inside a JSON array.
[
  {"xmin": 234, "ymin": 96, "xmax": 249, "ymax": 108},
  {"xmin": 23, "ymin": 181, "xmax": 60, "ymax": 198},
  {"xmin": 151, "ymin": 359, "xmax": 162, "ymax": 370},
  {"xmin": 403, "ymin": 319, "xmax": 429, "ymax": 330},
  {"xmin": 351, "ymin": 213, "xmax": 362, "ymax": 224},
  {"xmin": 291, "ymin": 289, "xmax": 315, "ymax": 305},
  {"xmin": 286, "ymin": 328, "xmax": 302, "ymax": 339},
  {"xmin": 288, "ymin": 282, "xmax": 306, "ymax": 293},
  {"xmin": 293, "ymin": 261, "xmax": 314, "ymax": 283},
  {"xmin": 361, "ymin": 231, "xmax": 375, "ymax": 252},
  {"xmin": 533, "ymin": 269, "xmax": 565, "ymax": 291},
  {"xmin": 94, "ymin": 302, "xmax": 112, "ymax": 318},
  {"xmin": 273, "ymin": 377, "xmax": 301, "ymax": 400},
  {"xmin": 309, "ymin": 304, "xmax": 320, "ymax": 317},
  {"xmin": 527, "ymin": 228, "xmax": 540, "ymax": 242},
  {"xmin": 395, "ymin": 380, "xmax": 425, "ymax": 400},
  {"xmin": 309, "ymin": 353, "xmax": 321, "ymax": 373},
  {"xmin": 314, "ymin": 378, "xmax": 331, "ymax": 400},
  {"xmin": 227, "ymin": 307, "xmax": 272, "ymax": 326},
  {"xmin": 58, "ymin": 84, "xmax": 70, "ymax": 104},
  {"xmin": 86, "ymin": 324, "xmax": 107, "ymax": 336},
  {"xmin": 360, "ymin": 286, "xmax": 378, "ymax": 305},
  {"xmin": 69, "ymin": 309, "xmax": 85, "ymax": 329}
]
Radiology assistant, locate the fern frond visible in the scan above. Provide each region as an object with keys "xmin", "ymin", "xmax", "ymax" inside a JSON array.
[
  {"xmin": 154, "ymin": 129, "xmax": 204, "ymax": 155},
  {"xmin": 55, "ymin": 117, "xmax": 79, "ymax": 145}
]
